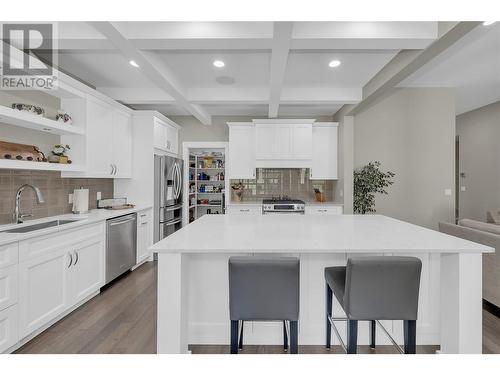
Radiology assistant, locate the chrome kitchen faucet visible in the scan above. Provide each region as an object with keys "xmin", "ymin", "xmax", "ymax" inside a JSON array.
[{"xmin": 14, "ymin": 184, "xmax": 45, "ymax": 224}]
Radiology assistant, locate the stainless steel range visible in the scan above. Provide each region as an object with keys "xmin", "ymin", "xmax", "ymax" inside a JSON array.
[{"xmin": 262, "ymin": 196, "xmax": 305, "ymax": 214}]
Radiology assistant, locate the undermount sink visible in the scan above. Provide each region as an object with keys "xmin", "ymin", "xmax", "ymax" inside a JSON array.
[{"xmin": 2, "ymin": 219, "xmax": 81, "ymax": 233}]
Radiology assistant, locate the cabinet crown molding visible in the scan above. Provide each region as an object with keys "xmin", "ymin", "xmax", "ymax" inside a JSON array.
[{"xmin": 252, "ymin": 119, "xmax": 316, "ymax": 125}]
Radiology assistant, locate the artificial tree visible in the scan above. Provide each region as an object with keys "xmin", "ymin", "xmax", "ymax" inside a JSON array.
[{"xmin": 353, "ymin": 161, "xmax": 395, "ymax": 214}]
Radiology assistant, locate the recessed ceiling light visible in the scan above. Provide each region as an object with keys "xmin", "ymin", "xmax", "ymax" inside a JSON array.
[
  {"xmin": 328, "ymin": 60, "xmax": 341, "ymax": 68},
  {"xmin": 213, "ymin": 60, "xmax": 225, "ymax": 68},
  {"xmin": 483, "ymin": 21, "xmax": 496, "ymax": 26},
  {"xmin": 129, "ymin": 60, "xmax": 139, "ymax": 68}
]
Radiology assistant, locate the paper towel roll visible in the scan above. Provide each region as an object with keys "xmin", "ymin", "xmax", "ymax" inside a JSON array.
[{"xmin": 72, "ymin": 188, "xmax": 89, "ymax": 214}]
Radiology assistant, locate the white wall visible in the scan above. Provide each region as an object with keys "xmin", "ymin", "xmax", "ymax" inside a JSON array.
[
  {"xmin": 456, "ymin": 101, "xmax": 500, "ymax": 221},
  {"xmin": 353, "ymin": 88, "xmax": 456, "ymax": 229}
]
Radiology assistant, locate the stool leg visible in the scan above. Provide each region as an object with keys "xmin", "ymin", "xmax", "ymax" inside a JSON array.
[
  {"xmin": 369, "ymin": 320, "xmax": 376, "ymax": 349},
  {"xmin": 325, "ymin": 283, "xmax": 333, "ymax": 349},
  {"xmin": 404, "ymin": 320, "xmax": 417, "ymax": 354},
  {"xmin": 239, "ymin": 320, "xmax": 244, "ymax": 350},
  {"xmin": 230, "ymin": 320, "xmax": 239, "ymax": 354},
  {"xmin": 283, "ymin": 320, "xmax": 289, "ymax": 352},
  {"xmin": 346, "ymin": 319, "xmax": 358, "ymax": 354},
  {"xmin": 290, "ymin": 321, "xmax": 298, "ymax": 354}
]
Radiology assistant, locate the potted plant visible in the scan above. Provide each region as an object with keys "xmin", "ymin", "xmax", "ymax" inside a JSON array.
[
  {"xmin": 231, "ymin": 182, "xmax": 244, "ymax": 203},
  {"xmin": 353, "ymin": 161, "xmax": 395, "ymax": 214},
  {"xmin": 48, "ymin": 144, "xmax": 71, "ymax": 164}
]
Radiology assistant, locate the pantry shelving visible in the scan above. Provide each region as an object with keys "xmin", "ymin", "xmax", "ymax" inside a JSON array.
[{"xmin": 186, "ymin": 148, "xmax": 227, "ymax": 224}]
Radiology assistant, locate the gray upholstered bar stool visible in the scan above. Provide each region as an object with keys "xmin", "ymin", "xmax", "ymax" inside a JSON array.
[
  {"xmin": 228, "ymin": 256, "xmax": 300, "ymax": 354},
  {"xmin": 325, "ymin": 256, "xmax": 422, "ymax": 354}
]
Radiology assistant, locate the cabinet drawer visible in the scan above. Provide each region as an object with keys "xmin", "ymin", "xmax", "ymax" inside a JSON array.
[
  {"xmin": 137, "ymin": 209, "xmax": 152, "ymax": 223},
  {"xmin": 19, "ymin": 223, "xmax": 105, "ymax": 262},
  {"xmin": 0, "ymin": 243, "xmax": 18, "ymax": 269},
  {"xmin": 305, "ymin": 206, "xmax": 343, "ymax": 215},
  {"xmin": 226, "ymin": 206, "xmax": 261, "ymax": 215},
  {"xmin": 0, "ymin": 304, "xmax": 18, "ymax": 353},
  {"xmin": 0, "ymin": 265, "xmax": 18, "ymax": 311}
]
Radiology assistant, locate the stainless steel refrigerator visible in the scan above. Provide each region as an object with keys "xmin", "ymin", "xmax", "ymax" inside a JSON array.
[{"xmin": 154, "ymin": 155, "xmax": 183, "ymax": 246}]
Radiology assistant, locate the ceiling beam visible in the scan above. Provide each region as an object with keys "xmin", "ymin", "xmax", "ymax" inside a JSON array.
[
  {"xmin": 341, "ymin": 21, "xmax": 481, "ymax": 117},
  {"xmin": 88, "ymin": 22, "xmax": 212, "ymax": 125},
  {"xmin": 268, "ymin": 22, "xmax": 293, "ymax": 118},
  {"xmin": 98, "ymin": 86, "xmax": 361, "ymax": 105}
]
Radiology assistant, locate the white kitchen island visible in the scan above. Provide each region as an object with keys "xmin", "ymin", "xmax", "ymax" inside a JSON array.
[{"xmin": 150, "ymin": 214, "xmax": 493, "ymax": 354}]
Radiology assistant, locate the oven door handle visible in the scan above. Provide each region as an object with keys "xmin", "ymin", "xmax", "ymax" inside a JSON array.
[
  {"xmin": 165, "ymin": 203, "xmax": 183, "ymax": 211},
  {"xmin": 164, "ymin": 218, "xmax": 182, "ymax": 226}
]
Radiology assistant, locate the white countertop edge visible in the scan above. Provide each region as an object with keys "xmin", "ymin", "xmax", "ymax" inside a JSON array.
[
  {"xmin": 227, "ymin": 202, "xmax": 344, "ymax": 206},
  {"xmin": 0, "ymin": 205, "xmax": 153, "ymax": 246},
  {"xmin": 151, "ymin": 247, "xmax": 493, "ymax": 254}
]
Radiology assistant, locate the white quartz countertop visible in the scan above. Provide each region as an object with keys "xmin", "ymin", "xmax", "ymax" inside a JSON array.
[
  {"xmin": 150, "ymin": 214, "xmax": 493, "ymax": 254},
  {"xmin": 0, "ymin": 205, "xmax": 152, "ymax": 246}
]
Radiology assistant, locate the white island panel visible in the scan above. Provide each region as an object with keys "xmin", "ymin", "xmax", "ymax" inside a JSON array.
[{"xmin": 151, "ymin": 215, "xmax": 492, "ymax": 354}]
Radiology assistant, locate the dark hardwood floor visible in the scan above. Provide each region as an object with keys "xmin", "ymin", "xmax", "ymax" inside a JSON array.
[{"xmin": 14, "ymin": 262, "xmax": 500, "ymax": 354}]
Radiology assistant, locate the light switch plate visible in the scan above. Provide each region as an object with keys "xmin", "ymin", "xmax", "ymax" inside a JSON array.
[
  {"xmin": 68, "ymin": 194, "xmax": 73, "ymax": 204},
  {"xmin": 444, "ymin": 188, "xmax": 452, "ymax": 196},
  {"xmin": 96, "ymin": 191, "xmax": 102, "ymax": 200},
  {"xmin": 461, "ymin": 186, "xmax": 466, "ymax": 192}
]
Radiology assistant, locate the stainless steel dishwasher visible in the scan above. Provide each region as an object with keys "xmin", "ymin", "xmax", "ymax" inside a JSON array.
[{"xmin": 106, "ymin": 213, "xmax": 137, "ymax": 284}]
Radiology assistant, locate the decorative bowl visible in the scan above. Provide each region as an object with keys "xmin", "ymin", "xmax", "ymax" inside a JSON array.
[{"xmin": 11, "ymin": 103, "xmax": 45, "ymax": 116}]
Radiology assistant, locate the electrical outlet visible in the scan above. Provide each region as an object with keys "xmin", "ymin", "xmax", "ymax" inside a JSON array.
[
  {"xmin": 68, "ymin": 193, "xmax": 73, "ymax": 204},
  {"xmin": 96, "ymin": 191, "xmax": 102, "ymax": 200}
]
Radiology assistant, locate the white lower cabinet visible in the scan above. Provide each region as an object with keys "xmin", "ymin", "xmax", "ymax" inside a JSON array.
[
  {"xmin": 225, "ymin": 205, "xmax": 261, "ymax": 215},
  {"xmin": 18, "ymin": 224, "xmax": 105, "ymax": 339},
  {"xmin": 0, "ymin": 304, "xmax": 18, "ymax": 352},
  {"xmin": 18, "ymin": 246, "xmax": 71, "ymax": 338},
  {"xmin": 72, "ymin": 237, "xmax": 105, "ymax": 304},
  {"xmin": 305, "ymin": 205, "xmax": 343, "ymax": 215},
  {"xmin": 0, "ymin": 265, "xmax": 18, "ymax": 311},
  {"xmin": 136, "ymin": 209, "xmax": 152, "ymax": 264}
]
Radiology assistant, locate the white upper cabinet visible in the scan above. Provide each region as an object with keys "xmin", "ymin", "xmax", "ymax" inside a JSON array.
[
  {"xmin": 310, "ymin": 123, "xmax": 338, "ymax": 180},
  {"xmin": 254, "ymin": 120, "xmax": 313, "ymax": 168},
  {"xmin": 154, "ymin": 117, "xmax": 179, "ymax": 155},
  {"xmin": 228, "ymin": 123, "xmax": 256, "ymax": 179},
  {"xmin": 112, "ymin": 110, "xmax": 133, "ymax": 178},
  {"xmin": 291, "ymin": 124, "xmax": 313, "ymax": 159},
  {"xmin": 87, "ymin": 97, "xmax": 113, "ymax": 176},
  {"xmin": 226, "ymin": 120, "xmax": 337, "ymax": 174},
  {"xmin": 61, "ymin": 95, "xmax": 133, "ymax": 178}
]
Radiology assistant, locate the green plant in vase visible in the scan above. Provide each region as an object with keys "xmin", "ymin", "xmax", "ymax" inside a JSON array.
[
  {"xmin": 49, "ymin": 144, "xmax": 71, "ymax": 164},
  {"xmin": 353, "ymin": 161, "xmax": 395, "ymax": 214}
]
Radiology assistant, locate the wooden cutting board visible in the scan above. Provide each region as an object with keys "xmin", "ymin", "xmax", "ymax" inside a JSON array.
[{"xmin": 0, "ymin": 141, "xmax": 46, "ymax": 162}]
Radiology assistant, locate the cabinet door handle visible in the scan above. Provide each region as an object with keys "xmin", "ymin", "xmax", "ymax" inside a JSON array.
[
  {"xmin": 240, "ymin": 209, "xmax": 250, "ymax": 212},
  {"xmin": 141, "ymin": 221, "xmax": 148, "ymax": 225},
  {"xmin": 68, "ymin": 252, "xmax": 73, "ymax": 268},
  {"xmin": 74, "ymin": 250, "xmax": 79, "ymax": 265},
  {"xmin": 140, "ymin": 214, "xmax": 147, "ymax": 217},
  {"xmin": 110, "ymin": 164, "xmax": 114, "ymax": 175},
  {"xmin": 318, "ymin": 209, "xmax": 327, "ymax": 213},
  {"xmin": 114, "ymin": 164, "xmax": 118, "ymax": 175}
]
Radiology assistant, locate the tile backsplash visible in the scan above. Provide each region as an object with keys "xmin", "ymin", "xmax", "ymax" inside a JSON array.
[
  {"xmin": 230, "ymin": 168, "xmax": 335, "ymax": 203},
  {"xmin": 0, "ymin": 169, "xmax": 113, "ymax": 225}
]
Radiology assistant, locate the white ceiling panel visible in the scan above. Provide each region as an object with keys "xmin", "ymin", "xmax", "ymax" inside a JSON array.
[
  {"xmin": 56, "ymin": 50, "xmax": 156, "ymax": 88},
  {"xmin": 155, "ymin": 51, "xmax": 271, "ymax": 88},
  {"xmin": 400, "ymin": 23, "xmax": 500, "ymax": 114},
  {"xmin": 284, "ymin": 51, "xmax": 398, "ymax": 87}
]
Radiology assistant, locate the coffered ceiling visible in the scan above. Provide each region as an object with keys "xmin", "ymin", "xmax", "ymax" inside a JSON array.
[{"xmin": 49, "ymin": 21, "xmax": 440, "ymax": 124}]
